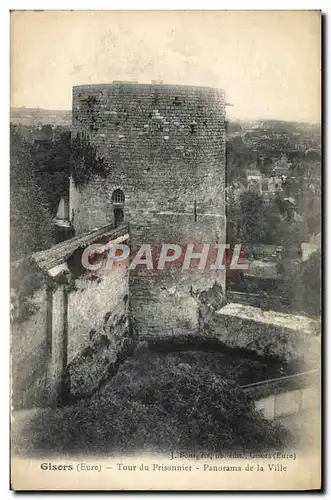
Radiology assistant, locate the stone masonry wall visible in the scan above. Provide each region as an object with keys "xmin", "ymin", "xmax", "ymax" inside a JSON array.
[
  {"xmin": 11, "ymin": 276, "xmax": 51, "ymax": 409},
  {"xmin": 199, "ymin": 301, "xmax": 321, "ymax": 365},
  {"xmin": 71, "ymin": 83, "xmax": 226, "ymax": 232},
  {"xmin": 71, "ymin": 83, "xmax": 226, "ymax": 337},
  {"xmin": 11, "ymin": 226, "xmax": 130, "ymax": 408},
  {"xmin": 66, "ymin": 265, "xmax": 130, "ymax": 398}
]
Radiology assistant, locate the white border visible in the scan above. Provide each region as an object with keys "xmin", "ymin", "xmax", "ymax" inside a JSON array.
[{"xmin": 2, "ymin": 2, "xmax": 328, "ymax": 497}]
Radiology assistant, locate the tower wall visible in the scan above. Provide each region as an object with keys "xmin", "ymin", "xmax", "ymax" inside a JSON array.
[{"xmin": 71, "ymin": 83, "xmax": 226, "ymax": 337}]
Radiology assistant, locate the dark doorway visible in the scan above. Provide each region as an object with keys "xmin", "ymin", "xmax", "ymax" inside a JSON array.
[
  {"xmin": 114, "ymin": 207, "xmax": 124, "ymax": 227},
  {"xmin": 111, "ymin": 189, "xmax": 125, "ymax": 227}
]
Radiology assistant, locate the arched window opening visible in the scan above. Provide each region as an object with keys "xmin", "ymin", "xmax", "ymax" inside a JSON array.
[{"xmin": 112, "ymin": 189, "xmax": 125, "ymax": 205}]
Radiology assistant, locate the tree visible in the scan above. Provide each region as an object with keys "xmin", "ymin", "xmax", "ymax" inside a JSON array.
[
  {"xmin": 305, "ymin": 149, "xmax": 320, "ymax": 161},
  {"xmin": 237, "ymin": 192, "xmax": 269, "ymax": 243},
  {"xmin": 287, "ymin": 250, "xmax": 321, "ymax": 316},
  {"xmin": 30, "ymin": 131, "xmax": 71, "ymax": 215},
  {"xmin": 226, "ymin": 137, "xmax": 254, "ymax": 186},
  {"xmin": 40, "ymin": 124, "xmax": 54, "ymax": 141},
  {"xmin": 259, "ymin": 156, "xmax": 273, "ymax": 175},
  {"xmin": 10, "ymin": 126, "xmax": 55, "ymax": 260},
  {"xmin": 71, "ymin": 132, "xmax": 110, "ymax": 187}
]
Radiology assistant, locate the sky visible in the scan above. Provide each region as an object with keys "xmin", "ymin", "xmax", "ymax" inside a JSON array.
[{"xmin": 11, "ymin": 10, "xmax": 321, "ymax": 122}]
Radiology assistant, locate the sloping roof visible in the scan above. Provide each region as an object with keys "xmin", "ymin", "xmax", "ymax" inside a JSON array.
[{"xmin": 30, "ymin": 224, "xmax": 129, "ymax": 273}]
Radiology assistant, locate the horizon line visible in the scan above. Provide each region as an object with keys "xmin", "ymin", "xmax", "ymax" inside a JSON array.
[{"xmin": 10, "ymin": 106, "xmax": 321, "ymax": 126}]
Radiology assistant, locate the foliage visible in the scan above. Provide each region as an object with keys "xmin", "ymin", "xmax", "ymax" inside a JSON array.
[
  {"xmin": 20, "ymin": 126, "xmax": 112, "ymax": 211},
  {"xmin": 226, "ymin": 136, "xmax": 259, "ymax": 185},
  {"xmin": 22, "ymin": 349, "xmax": 290, "ymax": 455},
  {"xmin": 30, "ymin": 131, "xmax": 71, "ymax": 214},
  {"xmin": 10, "ymin": 125, "xmax": 55, "ymax": 260},
  {"xmin": 71, "ymin": 132, "xmax": 110, "ymax": 187},
  {"xmin": 234, "ymin": 192, "xmax": 281, "ymax": 245},
  {"xmin": 283, "ymin": 162, "xmax": 321, "ymax": 235},
  {"xmin": 259, "ymin": 156, "xmax": 273, "ymax": 175},
  {"xmin": 288, "ymin": 249, "xmax": 321, "ymax": 316},
  {"xmin": 10, "ymin": 123, "xmax": 113, "ymax": 259},
  {"xmin": 305, "ymin": 149, "xmax": 320, "ymax": 161},
  {"xmin": 228, "ymin": 190, "xmax": 309, "ymax": 247},
  {"xmin": 225, "ymin": 120, "xmax": 242, "ymax": 135}
]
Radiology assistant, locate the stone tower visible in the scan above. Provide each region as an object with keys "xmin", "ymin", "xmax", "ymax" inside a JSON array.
[{"xmin": 70, "ymin": 82, "xmax": 226, "ymax": 337}]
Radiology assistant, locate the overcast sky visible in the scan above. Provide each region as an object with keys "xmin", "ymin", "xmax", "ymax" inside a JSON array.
[{"xmin": 11, "ymin": 10, "xmax": 321, "ymax": 122}]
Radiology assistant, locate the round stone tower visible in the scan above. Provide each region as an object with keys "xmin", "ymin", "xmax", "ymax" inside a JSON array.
[{"xmin": 71, "ymin": 82, "xmax": 226, "ymax": 337}]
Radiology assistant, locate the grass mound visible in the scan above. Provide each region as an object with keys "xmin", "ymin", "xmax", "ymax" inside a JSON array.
[{"xmin": 17, "ymin": 346, "xmax": 290, "ymax": 456}]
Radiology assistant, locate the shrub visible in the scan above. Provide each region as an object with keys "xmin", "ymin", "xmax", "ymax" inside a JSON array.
[{"xmin": 20, "ymin": 350, "xmax": 290, "ymax": 456}]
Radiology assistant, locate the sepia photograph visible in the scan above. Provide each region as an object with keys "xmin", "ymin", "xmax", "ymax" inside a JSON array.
[{"xmin": 9, "ymin": 9, "xmax": 322, "ymax": 490}]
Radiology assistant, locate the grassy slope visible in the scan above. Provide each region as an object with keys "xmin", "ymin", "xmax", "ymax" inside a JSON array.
[{"xmin": 13, "ymin": 345, "xmax": 291, "ymax": 457}]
